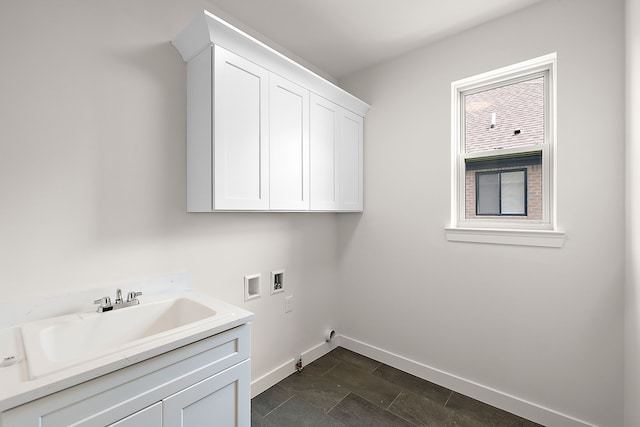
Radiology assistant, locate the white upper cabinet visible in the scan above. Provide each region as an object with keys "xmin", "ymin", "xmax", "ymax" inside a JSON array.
[
  {"xmin": 214, "ymin": 46, "xmax": 269, "ymax": 210},
  {"xmin": 172, "ymin": 11, "xmax": 369, "ymax": 212},
  {"xmin": 310, "ymin": 95, "xmax": 364, "ymax": 211},
  {"xmin": 310, "ymin": 95, "xmax": 338, "ymax": 210},
  {"xmin": 269, "ymin": 75, "xmax": 309, "ymax": 210},
  {"xmin": 337, "ymin": 108, "xmax": 364, "ymax": 211}
]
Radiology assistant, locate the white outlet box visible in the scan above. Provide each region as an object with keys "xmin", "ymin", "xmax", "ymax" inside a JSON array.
[{"xmin": 285, "ymin": 295, "xmax": 293, "ymax": 313}]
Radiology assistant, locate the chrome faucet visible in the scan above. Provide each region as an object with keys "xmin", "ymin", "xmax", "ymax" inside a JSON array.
[
  {"xmin": 94, "ymin": 289, "xmax": 142, "ymax": 312},
  {"xmin": 126, "ymin": 291, "xmax": 143, "ymax": 304},
  {"xmin": 93, "ymin": 296, "xmax": 113, "ymax": 312}
]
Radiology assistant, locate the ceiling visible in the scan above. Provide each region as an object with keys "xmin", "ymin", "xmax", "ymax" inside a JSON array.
[{"xmin": 204, "ymin": 0, "xmax": 541, "ymax": 80}]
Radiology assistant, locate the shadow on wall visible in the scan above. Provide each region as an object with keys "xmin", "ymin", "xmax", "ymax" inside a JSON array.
[{"xmin": 92, "ymin": 41, "xmax": 188, "ymax": 243}]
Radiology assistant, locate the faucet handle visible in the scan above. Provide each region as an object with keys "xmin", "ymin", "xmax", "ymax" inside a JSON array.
[
  {"xmin": 127, "ymin": 291, "xmax": 142, "ymax": 303},
  {"xmin": 93, "ymin": 296, "xmax": 112, "ymax": 312}
]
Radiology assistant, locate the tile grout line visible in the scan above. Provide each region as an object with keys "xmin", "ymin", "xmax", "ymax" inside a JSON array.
[
  {"xmin": 262, "ymin": 393, "xmax": 296, "ymax": 419},
  {"xmin": 368, "ymin": 361, "xmax": 383, "ymax": 374},
  {"xmin": 321, "ymin": 361, "xmax": 341, "ymax": 377},
  {"xmin": 322, "ymin": 360, "xmax": 350, "ymax": 415},
  {"xmin": 385, "ymin": 388, "xmax": 404, "ymax": 411},
  {"xmin": 443, "ymin": 390, "xmax": 454, "ymax": 407},
  {"xmin": 326, "ymin": 390, "xmax": 351, "ymax": 414}
]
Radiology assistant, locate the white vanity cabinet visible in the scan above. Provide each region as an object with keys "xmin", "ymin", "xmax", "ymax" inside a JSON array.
[
  {"xmin": 1, "ymin": 324, "xmax": 251, "ymax": 427},
  {"xmin": 163, "ymin": 359, "xmax": 249, "ymax": 426},
  {"xmin": 172, "ymin": 11, "xmax": 369, "ymax": 212},
  {"xmin": 110, "ymin": 403, "xmax": 162, "ymax": 426}
]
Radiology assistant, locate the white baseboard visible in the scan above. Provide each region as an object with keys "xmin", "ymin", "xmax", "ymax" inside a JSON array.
[
  {"xmin": 339, "ymin": 335, "xmax": 599, "ymax": 427},
  {"xmin": 250, "ymin": 337, "xmax": 340, "ymax": 398}
]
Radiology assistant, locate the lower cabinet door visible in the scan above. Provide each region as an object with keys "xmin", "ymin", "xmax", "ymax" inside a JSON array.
[
  {"xmin": 110, "ymin": 402, "xmax": 162, "ymax": 427},
  {"xmin": 163, "ymin": 359, "xmax": 250, "ymax": 427}
]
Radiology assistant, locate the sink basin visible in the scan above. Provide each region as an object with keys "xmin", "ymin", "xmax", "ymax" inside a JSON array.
[{"xmin": 20, "ymin": 296, "xmax": 228, "ymax": 379}]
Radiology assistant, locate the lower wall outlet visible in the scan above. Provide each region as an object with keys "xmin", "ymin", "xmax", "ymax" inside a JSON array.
[{"xmin": 285, "ymin": 295, "xmax": 293, "ymax": 313}]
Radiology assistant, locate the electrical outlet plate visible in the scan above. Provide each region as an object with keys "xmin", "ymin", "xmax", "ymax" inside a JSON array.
[
  {"xmin": 285, "ymin": 295, "xmax": 293, "ymax": 313},
  {"xmin": 271, "ymin": 269, "xmax": 285, "ymax": 295}
]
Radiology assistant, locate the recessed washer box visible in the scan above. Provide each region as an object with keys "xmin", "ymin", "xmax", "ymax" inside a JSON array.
[
  {"xmin": 244, "ymin": 274, "xmax": 261, "ymax": 301},
  {"xmin": 271, "ymin": 270, "xmax": 285, "ymax": 295}
]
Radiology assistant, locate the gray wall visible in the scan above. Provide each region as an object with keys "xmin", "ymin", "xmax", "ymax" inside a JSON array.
[
  {"xmin": 339, "ymin": 0, "xmax": 625, "ymax": 425},
  {"xmin": 625, "ymin": 0, "xmax": 640, "ymax": 425}
]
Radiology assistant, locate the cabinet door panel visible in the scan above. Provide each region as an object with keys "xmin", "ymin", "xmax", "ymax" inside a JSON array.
[
  {"xmin": 109, "ymin": 403, "xmax": 162, "ymax": 427},
  {"xmin": 310, "ymin": 94, "xmax": 338, "ymax": 210},
  {"xmin": 214, "ymin": 46, "xmax": 269, "ymax": 210},
  {"xmin": 310, "ymin": 94, "xmax": 364, "ymax": 211},
  {"xmin": 163, "ymin": 359, "xmax": 250, "ymax": 427},
  {"xmin": 269, "ymin": 75, "xmax": 309, "ymax": 210},
  {"xmin": 338, "ymin": 110, "xmax": 363, "ymax": 211}
]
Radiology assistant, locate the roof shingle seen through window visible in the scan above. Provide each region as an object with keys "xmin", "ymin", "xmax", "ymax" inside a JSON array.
[{"xmin": 464, "ymin": 77, "xmax": 544, "ymax": 153}]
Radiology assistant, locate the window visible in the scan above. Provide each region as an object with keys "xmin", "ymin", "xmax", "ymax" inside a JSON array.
[
  {"xmin": 476, "ymin": 169, "xmax": 527, "ymax": 216},
  {"xmin": 446, "ymin": 54, "xmax": 564, "ymax": 247}
]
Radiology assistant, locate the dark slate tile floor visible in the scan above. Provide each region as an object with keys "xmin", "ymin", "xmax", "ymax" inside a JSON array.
[{"xmin": 251, "ymin": 347, "xmax": 543, "ymax": 427}]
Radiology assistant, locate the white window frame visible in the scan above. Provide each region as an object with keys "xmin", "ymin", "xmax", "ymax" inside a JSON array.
[{"xmin": 445, "ymin": 53, "xmax": 565, "ymax": 248}]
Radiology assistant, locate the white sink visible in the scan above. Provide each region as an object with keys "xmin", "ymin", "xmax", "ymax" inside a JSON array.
[{"xmin": 20, "ymin": 295, "xmax": 235, "ymax": 380}]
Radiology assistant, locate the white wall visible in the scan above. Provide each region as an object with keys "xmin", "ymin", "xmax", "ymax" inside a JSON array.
[
  {"xmin": 339, "ymin": 0, "xmax": 625, "ymax": 426},
  {"xmin": 625, "ymin": 0, "xmax": 640, "ymax": 425},
  {"xmin": 0, "ymin": 0, "xmax": 340, "ymax": 391}
]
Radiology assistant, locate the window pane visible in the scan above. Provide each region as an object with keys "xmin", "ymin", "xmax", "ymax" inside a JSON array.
[
  {"xmin": 464, "ymin": 76, "xmax": 544, "ymax": 153},
  {"xmin": 465, "ymin": 154, "xmax": 541, "ymax": 220},
  {"xmin": 477, "ymin": 173, "xmax": 500, "ymax": 215},
  {"xmin": 501, "ymin": 170, "xmax": 526, "ymax": 215}
]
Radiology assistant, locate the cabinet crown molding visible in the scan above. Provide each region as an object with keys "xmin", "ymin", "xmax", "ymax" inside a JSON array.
[{"xmin": 171, "ymin": 10, "xmax": 370, "ymax": 117}]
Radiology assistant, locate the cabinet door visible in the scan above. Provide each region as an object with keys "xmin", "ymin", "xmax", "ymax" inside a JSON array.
[
  {"xmin": 269, "ymin": 75, "xmax": 310, "ymax": 210},
  {"xmin": 109, "ymin": 403, "xmax": 162, "ymax": 427},
  {"xmin": 310, "ymin": 94, "xmax": 364, "ymax": 211},
  {"xmin": 163, "ymin": 359, "xmax": 250, "ymax": 427},
  {"xmin": 309, "ymin": 94, "xmax": 339, "ymax": 210},
  {"xmin": 337, "ymin": 109, "xmax": 364, "ymax": 211},
  {"xmin": 214, "ymin": 45, "xmax": 269, "ymax": 210}
]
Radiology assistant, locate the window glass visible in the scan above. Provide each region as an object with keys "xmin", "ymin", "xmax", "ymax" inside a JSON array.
[
  {"xmin": 501, "ymin": 170, "xmax": 525, "ymax": 215},
  {"xmin": 475, "ymin": 170, "xmax": 526, "ymax": 216},
  {"xmin": 477, "ymin": 173, "xmax": 500, "ymax": 215},
  {"xmin": 465, "ymin": 155, "xmax": 541, "ymax": 220},
  {"xmin": 464, "ymin": 77, "xmax": 544, "ymax": 154}
]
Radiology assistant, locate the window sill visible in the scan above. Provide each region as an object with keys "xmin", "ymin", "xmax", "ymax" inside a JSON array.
[{"xmin": 445, "ymin": 227, "xmax": 565, "ymax": 248}]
